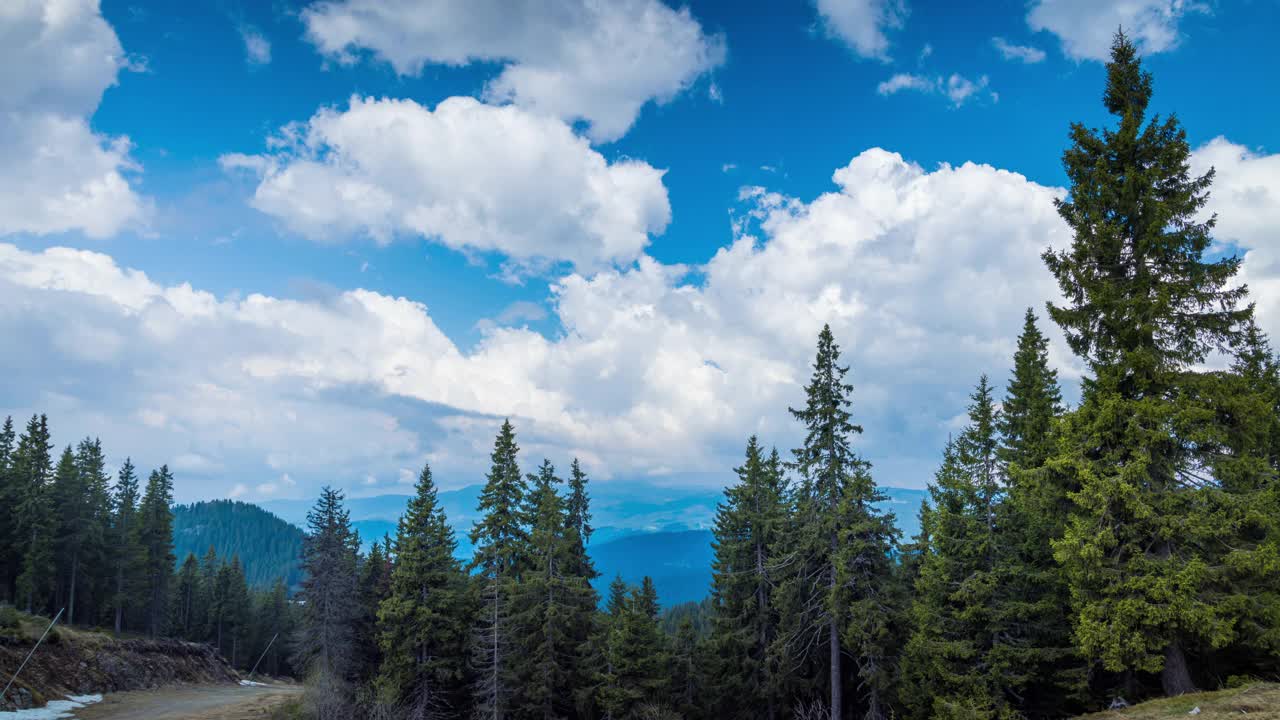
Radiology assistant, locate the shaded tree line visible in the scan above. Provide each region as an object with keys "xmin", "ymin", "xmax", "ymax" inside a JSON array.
[
  {"xmin": 0, "ymin": 421, "xmax": 177, "ymax": 638},
  {"xmin": 0, "ymin": 421, "xmax": 299, "ymax": 678}
]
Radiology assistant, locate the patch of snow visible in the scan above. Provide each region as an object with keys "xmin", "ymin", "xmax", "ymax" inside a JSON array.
[
  {"xmin": 238, "ymin": 680, "xmax": 267, "ymax": 687},
  {"xmin": 0, "ymin": 693, "xmax": 101, "ymax": 719}
]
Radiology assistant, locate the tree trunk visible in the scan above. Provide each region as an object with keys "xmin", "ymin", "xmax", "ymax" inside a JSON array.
[
  {"xmin": 68, "ymin": 556, "xmax": 78, "ymax": 626},
  {"xmin": 830, "ymin": 619, "xmax": 842, "ymax": 720},
  {"xmin": 1161, "ymin": 641, "xmax": 1196, "ymax": 696}
]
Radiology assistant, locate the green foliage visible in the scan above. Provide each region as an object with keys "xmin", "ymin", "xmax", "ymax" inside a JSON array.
[
  {"xmin": 172, "ymin": 500, "xmax": 305, "ymax": 591},
  {"xmin": 1043, "ymin": 31, "xmax": 1274, "ymax": 697},
  {"xmin": 138, "ymin": 465, "xmax": 176, "ymax": 637},
  {"xmin": 376, "ymin": 463, "xmax": 471, "ymax": 718}
]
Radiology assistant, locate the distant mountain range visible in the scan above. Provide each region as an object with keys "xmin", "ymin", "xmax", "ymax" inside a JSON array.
[{"xmin": 258, "ymin": 482, "xmax": 929, "ymax": 606}]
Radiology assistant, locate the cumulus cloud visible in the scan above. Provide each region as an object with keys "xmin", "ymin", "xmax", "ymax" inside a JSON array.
[
  {"xmin": 0, "ymin": 0, "xmax": 148, "ymax": 237},
  {"xmin": 300, "ymin": 0, "xmax": 724, "ymax": 142},
  {"xmin": 1189, "ymin": 138, "xmax": 1280, "ymax": 343},
  {"xmin": 221, "ymin": 96, "xmax": 671, "ymax": 273},
  {"xmin": 1, "ymin": 147, "xmax": 1090, "ymax": 498},
  {"xmin": 1027, "ymin": 0, "xmax": 1204, "ymax": 61},
  {"xmin": 814, "ymin": 0, "xmax": 907, "ymax": 60},
  {"xmin": 877, "ymin": 72, "xmax": 992, "ymax": 106},
  {"xmin": 992, "ymin": 37, "xmax": 1046, "ymax": 63}
]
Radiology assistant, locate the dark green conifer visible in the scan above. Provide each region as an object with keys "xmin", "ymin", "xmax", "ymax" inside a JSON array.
[
  {"xmin": 1044, "ymin": 30, "xmax": 1264, "ymax": 697},
  {"xmin": 110, "ymin": 459, "xmax": 144, "ymax": 634},
  {"xmin": 377, "ymin": 463, "xmax": 471, "ymax": 718},
  {"xmin": 469, "ymin": 419, "xmax": 526, "ymax": 720},
  {"xmin": 138, "ymin": 465, "xmax": 175, "ymax": 637}
]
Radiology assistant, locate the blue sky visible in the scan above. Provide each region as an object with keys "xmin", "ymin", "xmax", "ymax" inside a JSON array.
[{"xmin": 2, "ymin": 0, "xmax": 1278, "ymax": 503}]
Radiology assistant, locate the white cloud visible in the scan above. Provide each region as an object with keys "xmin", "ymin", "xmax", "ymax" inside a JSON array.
[
  {"xmin": 300, "ymin": 0, "xmax": 725, "ymax": 142},
  {"xmin": 0, "ymin": 147, "xmax": 1087, "ymax": 496},
  {"xmin": 992, "ymin": 37, "xmax": 1046, "ymax": 63},
  {"xmin": 814, "ymin": 0, "xmax": 907, "ymax": 60},
  {"xmin": 240, "ymin": 26, "xmax": 271, "ymax": 65},
  {"xmin": 221, "ymin": 96, "xmax": 671, "ymax": 273},
  {"xmin": 0, "ymin": 0, "xmax": 149, "ymax": 237},
  {"xmin": 877, "ymin": 72, "xmax": 991, "ymax": 107},
  {"xmin": 877, "ymin": 73, "xmax": 933, "ymax": 95},
  {"xmin": 1189, "ymin": 138, "xmax": 1280, "ymax": 343},
  {"xmin": 1027, "ymin": 0, "xmax": 1204, "ymax": 61}
]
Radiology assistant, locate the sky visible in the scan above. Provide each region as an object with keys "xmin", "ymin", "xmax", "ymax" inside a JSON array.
[{"xmin": 2, "ymin": 0, "xmax": 1279, "ymax": 504}]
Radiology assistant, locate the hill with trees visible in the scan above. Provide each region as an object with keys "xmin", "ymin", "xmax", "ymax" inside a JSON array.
[{"xmin": 172, "ymin": 500, "xmax": 305, "ymax": 592}]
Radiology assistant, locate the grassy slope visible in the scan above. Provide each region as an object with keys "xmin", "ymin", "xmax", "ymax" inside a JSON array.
[{"xmin": 1079, "ymin": 684, "xmax": 1280, "ymax": 719}]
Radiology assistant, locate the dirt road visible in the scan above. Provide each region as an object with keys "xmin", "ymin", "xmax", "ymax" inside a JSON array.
[{"xmin": 71, "ymin": 683, "xmax": 301, "ymax": 719}]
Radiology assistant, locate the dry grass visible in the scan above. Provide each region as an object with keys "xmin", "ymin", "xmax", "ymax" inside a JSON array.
[{"xmin": 1079, "ymin": 683, "xmax": 1280, "ymax": 719}]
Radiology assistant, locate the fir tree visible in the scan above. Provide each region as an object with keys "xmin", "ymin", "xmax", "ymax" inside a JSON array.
[
  {"xmin": 138, "ymin": 465, "xmax": 175, "ymax": 637},
  {"xmin": 356, "ymin": 537, "xmax": 393, "ymax": 681},
  {"xmin": 297, "ymin": 487, "xmax": 362, "ymax": 686},
  {"xmin": 224, "ymin": 555, "xmax": 252, "ymax": 666},
  {"xmin": 599, "ymin": 578, "xmax": 670, "ymax": 719},
  {"xmin": 992, "ymin": 312, "xmax": 1085, "ymax": 716},
  {"xmin": 1044, "ymin": 31, "xmax": 1266, "ymax": 697},
  {"xmin": 469, "ymin": 419, "xmax": 526, "ymax": 720},
  {"xmin": 774, "ymin": 325, "xmax": 898, "ymax": 720},
  {"xmin": 669, "ymin": 617, "xmax": 706, "ymax": 720},
  {"xmin": 902, "ymin": 378, "xmax": 1006, "ymax": 718},
  {"xmin": 173, "ymin": 553, "xmax": 201, "ymax": 639},
  {"xmin": 709, "ymin": 437, "xmax": 787, "ymax": 719},
  {"xmin": 509, "ymin": 459, "xmax": 580, "ymax": 719},
  {"xmin": 254, "ymin": 578, "xmax": 295, "ymax": 678},
  {"xmin": 0, "ymin": 416, "xmax": 16, "ymax": 604},
  {"xmin": 109, "ymin": 459, "xmax": 144, "ymax": 633},
  {"xmin": 377, "ymin": 463, "xmax": 471, "ymax": 719},
  {"xmin": 13, "ymin": 415, "xmax": 54, "ymax": 614}
]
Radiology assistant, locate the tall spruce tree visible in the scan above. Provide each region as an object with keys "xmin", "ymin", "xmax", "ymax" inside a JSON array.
[
  {"xmin": 709, "ymin": 437, "xmax": 786, "ymax": 719},
  {"xmin": 903, "ymin": 378, "xmax": 1007, "ymax": 718},
  {"xmin": 773, "ymin": 325, "xmax": 897, "ymax": 720},
  {"xmin": 509, "ymin": 459, "xmax": 581, "ymax": 719},
  {"xmin": 138, "ymin": 465, "xmax": 175, "ymax": 637},
  {"xmin": 0, "ymin": 416, "xmax": 15, "ymax": 604},
  {"xmin": 1043, "ymin": 31, "xmax": 1263, "ymax": 697},
  {"xmin": 599, "ymin": 577, "xmax": 670, "ymax": 719},
  {"xmin": 224, "ymin": 555, "xmax": 252, "ymax": 666},
  {"xmin": 173, "ymin": 553, "xmax": 201, "ymax": 639},
  {"xmin": 13, "ymin": 415, "xmax": 54, "ymax": 614},
  {"xmin": 563, "ymin": 457, "xmax": 601, "ymax": 712},
  {"xmin": 469, "ymin": 419, "xmax": 526, "ymax": 720},
  {"xmin": 377, "ymin": 463, "xmax": 471, "ymax": 719},
  {"xmin": 298, "ymin": 486, "xmax": 362, "ymax": 717},
  {"xmin": 991, "ymin": 311, "xmax": 1085, "ymax": 716},
  {"xmin": 356, "ymin": 537, "xmax": 393, "ymax": 681},
  {"xmin": 110, "ymin": 458, "xmax": 143, "ymax": 633}
]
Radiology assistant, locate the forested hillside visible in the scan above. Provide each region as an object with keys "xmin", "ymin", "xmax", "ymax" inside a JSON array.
[{"xmin": 172, "ymin": 500, "xmax": 305, "ymax": 592}]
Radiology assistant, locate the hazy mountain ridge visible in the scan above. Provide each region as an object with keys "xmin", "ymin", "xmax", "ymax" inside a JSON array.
[{"xmin": 256, "ymin": 483, "xmax": 928, "ymax": 605}]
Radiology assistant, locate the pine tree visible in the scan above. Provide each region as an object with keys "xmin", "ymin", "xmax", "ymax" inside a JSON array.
[
  {"xmin": 50, "ymin": 445, "xmax": 81, "ymax": 617},
  {"xmin": 298, "ymin": 486, "xmax": 362, "ymax": 719},
  {"xmin": 377, "ymin": 463, "xmax": 471, "ymax": 719},
  {"xmin": 598, "ymin": 577, "xmax": 670, "ymax": 719},
  {"xmin": 224, "ymin": 556, "xmax": 252, "ymax": 667},
  {"xmin": 253, "ymin": 578, "xmax": 295, "ymax": 678},
  {"xmin": 198, "ymin": 545, "xmax": 220, "ymax": 642},
  {"xmin": 469, "ymin": 419, "xmax": 526, "ymax": 720},
  {"xmin": 991, "ymin": 311, "xmax": 1085, "ymax": 716},
  {"xmin": 1043, "ymin": 31, "xmax": 1265, "ymax": 697},
  {"xmin": 563, "ymin": 457, "xmax": 601, "ymax": 713},
  {"xmin": 709, "ymin": 437, "xmax": 786, "ymax": 719},
  {"xmin": 669, "ymin": 617, "xmax": 707, "ymax": 720},
  {"xmin": 52, "ymin": 438, "xmax": 111, "ymax": 625},
  {"xmin": 509, "ymin": 459, "xmax": 590, "ymax": 720},
  {"xmin": 773, "ymin": 325, "xmax": 897, "ymax": 719},
  {"xmin": 13, "ymin": 415, "xmax": 54, "ymax": 614},
  {"xmin": 0, "ymin": 416, "xmax": 16, "ymax": 604},
  {"xmin": 138, "ymin": 465, "xmax": 175, "ymax": 637},
  {"xmin": 74, "ymin": 438, "xmax": 112, "ymax": 626},
  {"xmin": 356, "ymin": 537, "xmax": 392, "ymax": 681},
  {"xmin": 902, "ymin": 378, "xmax": 1006, "ymax": 718},
  {"xmin": 173, "ymin": 553, "xmax": 201, "ymax": 639},
  {"xmin": 110, "ymin": 459, "xmax": 144, "ymax": 634}
]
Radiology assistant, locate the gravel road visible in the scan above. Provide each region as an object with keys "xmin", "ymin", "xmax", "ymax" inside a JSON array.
[{"xmin": 70, "ymin": 683, "xmax": 301, "ymax": 719}]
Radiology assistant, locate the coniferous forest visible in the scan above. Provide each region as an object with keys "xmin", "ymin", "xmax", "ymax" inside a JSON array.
[{"xmin": 1, "ymin": 32, "xmax": 1279, "ymax": 720}]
